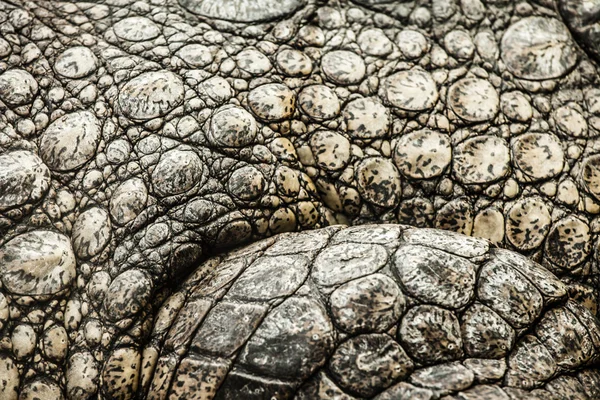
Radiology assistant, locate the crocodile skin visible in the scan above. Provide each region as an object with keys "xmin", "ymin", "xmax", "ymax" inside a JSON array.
[
  {"xmin": 145, "ymin": 225, "xmax": 600, "ymax": 399},
  {"xmin": 0, "ymin": 0, "xmax": 599, "ymax": 398}
]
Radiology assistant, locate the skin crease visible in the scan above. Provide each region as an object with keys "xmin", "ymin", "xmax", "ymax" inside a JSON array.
[{"xmin": 0, "ymin": 0, "xmax": 599, "ymax": 399}]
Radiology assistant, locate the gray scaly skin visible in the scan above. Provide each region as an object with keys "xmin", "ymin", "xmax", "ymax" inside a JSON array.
[
  {"xmin": 146, "ymin": 225, "xmax": 600, "ymax": 400},
  {"xmin": 0, "ymin": 0, "xmax": 599, "ymax": 398}
]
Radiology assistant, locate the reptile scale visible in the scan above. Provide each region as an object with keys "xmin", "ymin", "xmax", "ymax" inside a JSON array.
[{"xmin": 0, "ymin": 0, "xmax": 599, "ymax": 398}]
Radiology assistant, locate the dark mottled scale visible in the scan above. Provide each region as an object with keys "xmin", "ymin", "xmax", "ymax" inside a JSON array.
[{"xmin": 145, "ymin": 226, "xmax": 600, "ymax": 399}]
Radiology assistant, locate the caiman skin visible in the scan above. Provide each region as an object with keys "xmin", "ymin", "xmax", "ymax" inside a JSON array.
[{"xmin": 0, "ymin": 0, "xmax": 599, "ymax": 398}]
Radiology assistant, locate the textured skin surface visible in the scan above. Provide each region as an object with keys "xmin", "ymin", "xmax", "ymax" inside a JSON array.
[
  {"xmin": 0, "ymin": 0, "xmax": 599, "ymax": 398},
  {"xmin": 146, "ymin": 225, "xmax": 600, "ymax": 399}
]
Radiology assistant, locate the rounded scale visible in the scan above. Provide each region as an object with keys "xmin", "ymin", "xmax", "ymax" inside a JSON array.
[
  {"xmin": 0, "ymin": 150, "xmax": 50, "ymax": 211},
  {"xmin": 178, "ymin": 0, "xmax": 307, "ymax": 22},
  {"xmin": 501, "ymin": 16, "xmax": 577, "ymax": 80},
  {"xmin": 109, "ymin": 178, "xmax": 148, "ymax": 225},
  {"xmin": 330, "ymin": 274, "xmax": 405, "ymax": 334},
  {"xmin": 554, "ymin": 105, "xmax": 588, "ymax": 138},
  {"xmin": 54, "ymin": 46, "xmax": 98, "ymax": 78},
  {"xmin": 114, "ymin": 16, "xmax": 160, "ymax": 41},
  {"xmin": 382, "ymin": 68, "xmax": 438, "ymax": 111},
  {"xmin": 501, "ymin": 91, "xmax": 532, "ymax": 122},
  {"xmin": 511, "ymin": 133, "xmax": 564, "ymax": 182},
  {"xmin": 298, "ymin": 85, "xmax": 340, "ymax": 120},
  {"xmin": 119, "ymin": 71, "xmax": 185, "ymax": 120},
  {"xmin": 247, "ymin": 83, "xmax": 295, "ymax": 121},
  {"xmin": 39, "ymin": 111, "xmax": 101, "ymax": 172},
  {"xmin": 448, "ymin": 78, "xmax": 499, "ymax": 123},
  {"xmin": 355, "ymin": 157, "xmax": 402, "ymax": 208},
  {"xmin": 235, "ymin": 49, "xmax": 272, "ymax": 76},
  {"xmin": 453, "ymin": 135, "xmax": 510, "ymax": 184},
  {"xmin": 544, "ymin": 216, "xmax": 592, "ymax": 270},
  {"xmin": 435, "ymin": 199, "xmax": 474, "ymax": 236},
  {"xmin": 151, "ymin": 150, "xmax": 204, "ymax": 197},
  {"xmin": 72, "ymin": 207, "xmax": 112, "ymax": 259},
  {"xmin": 393, "ymin": 244, "xmax": 477, "ymax": 309},
  {"xmin": 397, "ymin": 29, "xmax": 428, "ymax": 59},
  {"xmin": 227, "ymin": 165, "xmax": 266, "ymax": 201},
  {"xmin": 393, "ymin": 129, "xmax": 451, "ymax": 179},
  {"xmin": 0, "ymin": 231, "xmax": 76, "ymax": 296},
  {"xmin": 176, "ymin": 44, "xmax": 213, "ymax": 67},
  {"xmin": 328, "ymin": 334, "xmax": 413, "ymax": 397},
  {"xmin": 67, "ymin": 352, "xmax": 99, "ymax": 399},
  {"xmin": 321, "ymin": 50, "xmax": 366, "ymax": 85},
  {"xmin": 276, "ymin": 49, "xmax": 312, "ymax": 76},
  {"xmin": 0, "ymin": 69, "xmax": 38, "ymax": 105},
  {"xmin": 309, "ymin": 130, "xmax": 350, "ymax": 171},
  {"xmin": 208, "ymin": 105, "xmax": 257, "ymax": 148},
  {"xmin": 103, "ymin": 269, "xmax": 152, "ymax": 322},
  {"xmin": 358, "ymin": 28, "xmax": 394, "ymax": 56},
  {"xmin": 505, "ymin": 197, "xmax": 551, "ymax": 251},
  {"xmin": 102, "ymin": 347, "xmax": 141, "ymax": 399},
  {"xmin": 343, "ymin": 97, "xmax": 390, "ymax": 139},
  {"xmin": 444, "ymin": 30, "xmax": 475, "ymax": 61}
]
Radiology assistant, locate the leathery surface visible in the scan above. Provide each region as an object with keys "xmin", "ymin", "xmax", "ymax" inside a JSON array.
[{"xmin": 0, "ymin": 0, "xmax": 599, "ymax": 398}]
